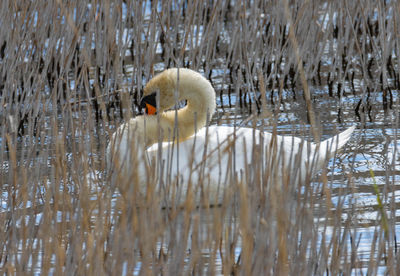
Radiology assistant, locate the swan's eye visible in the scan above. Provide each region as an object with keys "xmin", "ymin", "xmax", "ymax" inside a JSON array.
[{"xmin": 140, "ymin": 93, "xmax": 157, "ymax": 115}]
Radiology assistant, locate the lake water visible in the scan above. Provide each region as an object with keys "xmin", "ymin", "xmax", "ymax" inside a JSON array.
[
  {"xmin": 1, "ymin": 1, "xmax": 399, "ymax": 273},
  {"xmin": 101, "ymin": 78, "xmax": 399, "ymax": 274},
  {"xmin": 5, "ymin": 75, "xmax": 397, "ymax": 275}
]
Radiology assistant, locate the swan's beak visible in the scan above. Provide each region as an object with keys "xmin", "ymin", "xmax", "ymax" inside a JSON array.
[{"xmin": 140, "ymin": 93, "xmax": 157, "ymax": 115}]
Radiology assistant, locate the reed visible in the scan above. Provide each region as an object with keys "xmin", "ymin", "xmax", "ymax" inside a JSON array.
[{"xmin": 0, "ymin": 0, "xmax": 399, "ymax": 274}]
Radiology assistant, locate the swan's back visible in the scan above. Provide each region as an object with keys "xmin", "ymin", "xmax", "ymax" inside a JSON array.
[{"xmin": 143, "ymin": 126, "xmax": 354, "ymax": 204}]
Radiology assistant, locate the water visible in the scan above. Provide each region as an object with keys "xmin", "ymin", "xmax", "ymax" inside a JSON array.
[
  {"xmin": 206, "ymin": 72, "xmax": 399, "ymax": 273},
  {"xmin": 84, "ymin": 77, "xmax": 397, "ymax": 274},
  {"xmin": 3, "ymin": 72, "xmax": 398, "ymax": 274},
  {"xmin": 1, "ymin": 1, "xmax": 399, "ymax": 273}
]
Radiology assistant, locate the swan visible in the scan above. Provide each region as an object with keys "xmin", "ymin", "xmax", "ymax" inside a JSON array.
[{"xmin": 107, "ymin": 68, "xmax": 355, "ymax": 205}]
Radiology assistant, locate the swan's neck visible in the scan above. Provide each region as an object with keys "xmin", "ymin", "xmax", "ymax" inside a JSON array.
[
  {"xmin": 125, "ymin": 68, "xmax": 216, "ymax": 148},
  {"xmin": 160, "ymin": 69, "xmax": 216, "ymax": 142},
  {"xmin": 127, "ymin": 109, "xmax": 210, "ymax": 149}
]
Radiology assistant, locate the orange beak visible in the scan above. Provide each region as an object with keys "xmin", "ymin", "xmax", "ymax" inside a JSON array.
[{"xmin": 145, "ymin": 103, "xmax": 157, "ymax": 115}]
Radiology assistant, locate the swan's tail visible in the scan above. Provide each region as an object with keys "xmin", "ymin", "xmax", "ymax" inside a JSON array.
[{"xmin": 319, "ymin": 125, "xmax": 356, "ymax": 158}]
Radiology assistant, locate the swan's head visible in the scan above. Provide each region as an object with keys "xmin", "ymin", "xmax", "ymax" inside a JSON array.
[{"xmin": 140, "ymin": 69, "xmax": 177, "ymax": 115}]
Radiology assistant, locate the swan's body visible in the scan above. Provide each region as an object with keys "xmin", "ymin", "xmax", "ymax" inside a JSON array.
[{"xmin": 107, "ymin": 68, "xmax": 355, "ymax": 205}]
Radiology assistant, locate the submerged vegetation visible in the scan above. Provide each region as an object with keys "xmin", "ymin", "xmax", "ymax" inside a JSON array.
[{"xmin": 0, "ymin": 0, "xmax": 399, "ymax": 274}]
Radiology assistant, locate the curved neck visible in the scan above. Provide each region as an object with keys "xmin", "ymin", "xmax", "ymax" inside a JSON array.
[
  {"xmin": 131, "ymin": 68, "xmax": 216, "ymax": 148},
  {"xmin": 160, "ymin": 68, "xmax": 216, "ymax": 142}
]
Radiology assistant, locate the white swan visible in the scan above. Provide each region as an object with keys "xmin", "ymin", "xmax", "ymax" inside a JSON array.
[{"xmin": 107, "ymin": 68, "xmax": 355, "ymax": 205}]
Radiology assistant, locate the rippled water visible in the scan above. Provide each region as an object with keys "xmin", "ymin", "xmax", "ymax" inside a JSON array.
[
  {"xmin": 1, "ymin": 65, "xmax": 397, "ymax": 274},
  {"xmin": 1, "ymin": 77, "xmax": 397, "ymax": 274},
  {"xmin": 207, "ymin": 80, "xmax": 399, "ymax": 272},
  {"xmin": 1, "ymin": 0, "xmax": 400, "ymax": 273},
  {"xmin": 94, "ymin": 59, "xmax": 398, "ymax": 272}
]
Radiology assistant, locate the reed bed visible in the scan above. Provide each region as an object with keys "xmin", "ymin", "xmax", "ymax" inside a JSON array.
[{"xmin": 0, "ymin": 0, "xmax": 399, "ymax": 274}]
